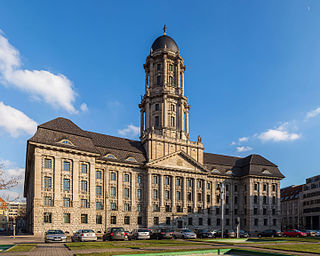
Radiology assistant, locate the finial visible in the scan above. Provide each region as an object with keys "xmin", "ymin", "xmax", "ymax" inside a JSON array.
[{"xmin": 163, "ymin": 24, "xmax": 167, "ymax": 35}]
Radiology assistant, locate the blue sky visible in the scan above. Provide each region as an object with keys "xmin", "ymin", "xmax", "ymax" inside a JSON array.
[{"xmin": 0, "ymin": 0, "xmax": 320, "ymax": 199}]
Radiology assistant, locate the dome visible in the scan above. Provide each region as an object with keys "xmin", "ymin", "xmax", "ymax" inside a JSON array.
[{"xmin": 151, "ymin": 35, "xmax": 179, "ymax": 53}]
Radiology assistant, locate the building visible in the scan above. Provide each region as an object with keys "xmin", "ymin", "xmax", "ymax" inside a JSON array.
[
  {"xmin": 0, "ymin": 198, "xmax": 9, "ymax": 232},
  {"xmin": 280, "ymin": 185, "xmax": 303, "ymax": 229},
  {"xmin": 7, "ymin": 202, "xmax": 27, "ymax": 232},
  {"xmin": 24, "ymin": 28, "xmax": 284, "ymax": 236},
  {"xmin": 302, "ymin": 174, "xmax": 320, "ymax": 229}
]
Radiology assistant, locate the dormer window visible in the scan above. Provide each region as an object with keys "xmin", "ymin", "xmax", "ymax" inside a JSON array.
[
  {"xmin": 59, "ymin": 139, "xmax": 73, "ymax": 146},
  {"xmin": 126, "ymin": 157, "xmax": 137, "ymax": 162},
  {"xmin": 212, "ymin": 169, "xmax": 220, "ymax": 174},
  {"xmin": 106, "ymin": 154, "xmax": 117, "ymax": 159},
  {"xmin": 226, "ymin": 170, "xmax": 232, "ymax": 175},
  {"xmin": 262, "ymin": 169, "xmax": 271, "ymax": 175}
]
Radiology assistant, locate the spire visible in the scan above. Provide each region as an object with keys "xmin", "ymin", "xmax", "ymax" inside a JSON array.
[{"xmin": 163, "ymin": 24, "xmax": 167, "ymax": 35}]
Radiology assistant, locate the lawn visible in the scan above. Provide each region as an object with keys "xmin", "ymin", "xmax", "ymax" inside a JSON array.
[
  {"xmin": 258, "ymin": 243, "xmax": 320, "ymax": 254},
  {"xmin": 66, "ymin": 239, "xmax": 205, "ymax": 250},
  {"xmin": 6, "ymin": 244, "xmax": 37, "ymax": 252}
]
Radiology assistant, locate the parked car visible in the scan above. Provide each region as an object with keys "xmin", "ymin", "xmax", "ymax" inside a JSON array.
[
  {"xmin": 258, "ymin": 229, "xmax": 282, "ymax": 238},
  {"xmin": 103, "ymin": 227, "xmax": 126, "ymax": 241},
  {"xmin": 209, "ymin": 229, "xmax": 218, "ymax": 237},
  {"xmin": 71, "ymin": 229, "xmax": 97, "ymax": 242},
  {"xmin": 173, "ymin": 229, "xmax": 197, "ymax": 239},
  {"xmin": 132, "ymin": 229, "xmax": 151, "ymax": 240},
  {"xmin": 124, "ymin": 230, "xmax": 133, "ymax": 240},
  {"xmin": 215, "ymin": 229, "xmax": 236, "ymax": 238},
  {"xmin": 302, "ymin": 230, "xmax": 316, "ymax": 237},
  {"xmin": 194, "ymin": 229, "xmax": 213, "ymax": 238},
  {"xmin": 150, "ymin": 228, "xmax": 174, "ymax": 240},
  {"xmin": 314, "ymin": 230, "xmax": 320, "ymax": 237},
  {"xmin": 45, "ymin": 229, "xmax": 67, "ymax": 243},
  {"xmin": 283, "ymin": 229, "xmax": 307, "ymax": 237},
  {"xmin": 239, "ymin": 230, "xmax": 249, "ymax": 238}
]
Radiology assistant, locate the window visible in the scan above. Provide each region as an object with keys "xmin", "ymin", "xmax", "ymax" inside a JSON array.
[
  {"xmin": 176, "ymin": 177, "xmax": 181, "ymax": 186},
  {"xmin": 111, "ymin": 216, "xmax": 117, "ymax": 224},
  {"xmin": 96, "ymin": 215, "xmax": 102, "ymax": 224},
  {"xmin": 157, "ymin": 75, "xmax": 161, "ymax": 85},
  {"xmin": 44, "ymin": 212, "xmax": 52, "ymax": 223},
  {"xmin": 63, "ymin": 198, "xmax": 71, "ymax": 207},
  {"xmin": 124, "ymin": 173, "xmax": 130, "ymax": 182},
  {"xmin": 263, "ymin": 184, "xmax": 267, "ymax": 191},
  {"xmin": 188, "ymin": 217, "xmax": 193, "ymax": 225},
  {"xmin": 137, "ymin": 204, "xmax": 141, "ymax": 212},
  {"xmin": 177, "ymin": 205, "xmax": 183, "ymax": 212},
  {"xmin": 96, "ymin": 170, "xmax": 102, "ymax": 179},
  {"xmin": 154, "ymin": 217, "xmax": 159, "ymax": 225},
  {"xmin": 170, "ymin": 116, "xmax": 175, "ymax": 127},
  {"xmin": 63, "ymin": 178, "xmax": 70, "ymax": 191},
  {"xmin": 124, "ymin": 216, "xmax": 130, "ymax": 225},
  {"xmin": 254, "ymin": 219, "xmax": 258, "ymax": 226},
  {"xmin": 187, "ymin": 179, "xmax": 192, "ymax": 187},
  {"xmin": 137, "ymin": 175, "xmax": 142, "ymax": 184},
  {"xmin": 153, "ymin": 175, "xmax": 158, "ymax": 184},
  {"xmin": 155, "ymin": 104, "xmax": 159, "ymax": 111},
  {"xmin": 216, "ymin": 195, "xmax": 220, "ymax": 204},
  {"xmin": 272, "ymin": 196, "xmax": 276, "ymax": 205},
  {"xmin": 61, "ymin": 139, "xmax": 72, "ymax": 145},
  {"xmin": 197, "ymin": 180, "xmax": 202, "ymax": 188},
  {"xmin": 188, "ymin": 206, "xmax": 192, "ymax": 213},
  {"xmin": 106, "ymin": 154, "xmax": 116, "ymax": 159},
  {"xmin": 169, "ymin": 64, "xmax": 173, "ymax": 71},
  {"xmin": 44, "ymin": 158, "xmax": 52, "ymax": 169},
  {"xmin": 234, "ymin": 196, "xmax": 238, "ymax": 204},
  {"xmin": 165, "ymin": 176, "xmax": 170, "ymax": 185},
  {"xmin": 81, "ymin": 214, "xmax": 88, "ymax": 224},
  {"xmin": 264, "ymin": 219, "xmax": 268, "ymax": 226},
  {"xmin": 44, "ymin": 196, "xmax": 52, "ymax": 207},
  {"xmin": 170, "ymin": 104, "xmax": 175, "ymax": 111},
  {"xmin": 44, "ymin": 176, "xmax": 52, "ymax": 189},
  {"xmin": 254, "ymin": 183, "xmax": 258, "ymax": 190},
  {"xmin": 199, "ymin": 218, "xmax": 203, "ymax": 226},
  {"xmin": 273, "ymin": 219, "xmax": 277, "ymax": 226},
  {"xmin": 176, "ymin": 191, "xmax": 181, "ymax": 200},
  {"xmin": 207, "ymin": 194, "xmax": 210, "ymax": 203},
  {"xmin": 226, "ymin": 184, "xmax": 229, "ymax": 191},
  {"xmin": 81, "ymin": 164, "xmax": 88, "ymax": 174},
  {"xmin": 155, "ymin": 116, "xmax": 160, "ymax": 127},
  {"xmin": 153, "ymin": 189, "xmax": 158, "ymax": 199},
  {"xmin": 157, "ymin": 64, "xmax": 161, "ymax": 71},
  {"xmin": 111, "ymin": 202, "xmax": 117, "ymax": 210},
  {"xmin": 197, "ymin": 193, "xmax": 202, "ymax": 202},
  {"xmin": 226, "ymin": 219, "xmax": 230, "ymax": 226},
  {"xmin": 124, "ymin": 203, "xmax": 130, "ymax": 211},
  {"xmin": 166, "ymin": 217, "xmax": 171, "ymax": 225},
  {"xmin": 254, "ymin": 208, "xmax": 258, "ymax": 215},
  {"xmin": 81, "ymin": 180, "xmax": 87, "ymax": 192},
  {"xmin": 81, "ymin": 199, "xmax": 88, "ymax": 208},
  {"xmin": 225, "ymin": 208, "xmax": 229, "ymax": 215},
  {"xmin": 234, "ymin": 209, "xmax": 238, "ymax": 215},
  {"xmin": 96, "ymin": 202, "xmax": 103, "ymax": 210},
  {"xmin": 111, "ymin": 187, "xmax": 116, "ymax": 197},
  {"xmin": 169, "ymin": 76, "xmax": 173, "ymax": 85},
  {"xmin": 63, "ymin": 161, "xmax": 70, "ymax": 171},
  {"xmin": 165, "ymin": 205, "xmax": 171, "ymax": 212},
  {"xmin": 208, "ymin": 218, "xmax": 211, "ymax": 226},
  {"xmin": 126, "ymin": 157, "xmax": 137, "ymax": 162},
  {"xmin": 124, "ymin": 188, "xmax": 130, "ymax": 199},
  {"xmin": 263, "ymin": 196, "xmax": 267, "ymax": 204},
  {"xmin": 137, "ymin": 216, "xmax": 142, "ymax": 225},
  {"xmin": 272, "ymin": 184, "xmax": 276, "ymax": 192},
  {"xmin": 217, "ymin": 218, "xmax": 221, "ymax": 226},
  {"xmin": 187, "ymin": 192, "xmax": 192, "ymax": 201},
  {"xmin": 254, "ymin": 195, "xmax": 258, "ymax": 204},
  {"xmin": 207, "ymin": 182, "xmax": 210, "ymax": 189},
  {"xmin": 234, "ymin": 184, "xmax": 238, "ymax": 192},
  {"xmin": 165, "ymin": 190, "xmax": 170, "ymax": 200},
  {"xmin": 263, "ymin": 208, "xmax": 267, "ymax": 215},
  {"xmin": 137, "ymin": 189, "xmax": 142, "ymax": 200},
  {"xmin": 272, "ymin": 208, "xmax": 276, "ymax": 215},
  {"xmin": 198, "ymin": 207, "xmax": 202, "ymax": 214},
  {"xmin": 153, "ymin": 204, "xmax": 159, "ymax": 212},
  {"xmin": 110, "ymin": 172, "xmax": 116, "ymax": 181},
  {"xmin": 64, "ymin": 213, "xmax": 70, "ymax": 223}
]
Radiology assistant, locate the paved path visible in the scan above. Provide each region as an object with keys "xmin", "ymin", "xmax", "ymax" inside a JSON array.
[{"xmin": 4, "ymin": 243, "xmax": 74, "ymax": 256}]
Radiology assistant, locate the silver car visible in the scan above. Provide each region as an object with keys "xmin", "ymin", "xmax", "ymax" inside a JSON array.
[
  {"xmin": 173, "ymin": 229, "xmax": 197, "ymax": 239},
  {"xmin": 45, "ymin": 229, "xmax": 67, "ymax": 243},
  {"xmin": 132, "ymin": 229, "xmax": 150, "ymax": 240},
  {"xmin": 71, "ymin": 229, "xmax": 97, "ymax": 242}
]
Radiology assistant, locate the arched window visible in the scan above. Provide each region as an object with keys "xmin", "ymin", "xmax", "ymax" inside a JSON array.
[
  {"xmin": 126, "ymin": 157, "xmax": 137, "ymax": 162},
  {"xmin": 105, "ymin": 154, "xmax": 117, "ymax": 159},
  {"xmin": 59, "ymin": 139, "xmax": 73, "ymax": 145}
]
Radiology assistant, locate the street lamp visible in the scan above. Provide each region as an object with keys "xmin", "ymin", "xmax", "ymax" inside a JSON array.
[{"xmin": 219, "ymin": 182, "xmax": 226, "ymax": 238}]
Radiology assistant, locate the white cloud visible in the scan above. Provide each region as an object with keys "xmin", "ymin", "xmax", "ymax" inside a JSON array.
[
  {"xmin": 258, "ymin": 122, "xmax": 300, "ymax": 142},
  {"xmin": 80, "ymin": 103, "xmax": 88, "ymax": 112},
  {"xmin": 306, "ymin": 107, "xmax": 320, "ymax": 119},
  {"xmin": 6, "ymin": 167, "xmax": 24, "ymax": 177},
  {"xmin": 118, "ymin": 124, "xmax": 140, "ymax": 138},
  {"xmin": 0, "ymin": 101, "xmax": 37, "ymax": 137},
  {"xmin": 0, "ymin": 31, "xmax": 78, "ymax": 113},
  {"xmin": 239, "ymin": 137, "xmax": 249, "ymax": 143},
  {"xmin": 236, "ymin": 146, "xmax": 253, "ymax": 153}
]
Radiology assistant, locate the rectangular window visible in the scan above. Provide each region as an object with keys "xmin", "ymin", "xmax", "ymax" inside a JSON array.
[
  {"xmin": 111, "ymin": 216, "xmax": 117, "ymax": 224},
  {"xmin": 124, "ymin": 203, "xmax": 130, "ymax": 211},
  {"xmin": 272, "ymin": 196, "xmax": 276, "ymax": 205},
  {"xmin": 111, "ymin": 172, "xmax": 116, "ymax": 181},
  {"xmin": 63, "ymin": 197, "xmax": 71, "ymax": 207},
  {"xmin": 157, "ymin": 64, "xmax": 161, "ymax": 71},
  {"xmin": 170, "ymin": 116, "xmax": 175, "ymax": 127},
  {"xmin": 165, "ymin": 205, "xmax": 171, "ymax": 212},
  {"xmin": 176, "ymin": 177, "xmax": 181, "ymax": 186},
  {"xmin": 254, "ymin": 219, "xmax": 258, "ymax": 226},
  {"xmin": 187, "ymin": 192, "xmax": 192, "ymax": 201},
  {"xmin": 124, "ymin": 188, "xmax": 130, "ymax": 199},
  {"xmin": 272, "ymin": 184, "xmax": 276, "ymax": 192},
  {"xmin": 96, "ymin": 202, "xmax": 103, "ymax": 210},
  {"xmin": 137, "ymin": 204, "xmax": 141, "ymax": 212},
  {"xmin": 226, "ymin": 218, "xmax": 230, "ymax": 225},
  {"xmin": 153, "ymin": 204, "xmax": 159, "ymax": 212},
  {"xmin": 81, "ymin": 214, "xmax": 88, "ymax": 224},
  {"xmin": 170, "ymin": 104, "xmax": 175, "ymax": 111},
  {"xmin": 81, "ymin": 199, "xmax": 88, "ymax": 208},
  {"xmin": 169, "ymin": 76, "xmax": 173, "ymax": 85},
  {"xmin": 216, "ymin": 208, "xmax": 220, "ymax": 215},
  {"xmin": 254, "ymin": 208, "xmax": 258, "ymax": 215},
  {"xmin": 207, "ymin": 182, "xmax": 210, "ymax": 189},
  {"xmin": 176, "ymin": 191, "xmax": 181, "ymax": 200},
  {"xmin": 63, "ymin": 178, "xmax": 70, "ymax": 191},
  {"xmin": 273, "ymin": 219, "xmax": 277, "ymax": 226},
  {"xmin": 155, "ymin": 116, "xmax": 160, "ymax": 127},
  {"xmin": 153, "ymin": 189, "xmax": 158, "ymax": 199},
  {"xmin": 137, "ymin": 175, "xmax": 142, "ymax": 184},
  {"xmin": 207, "ymin": 194, "xmax": 210, "ymax": 203},
  {"xmin": 264, "ymin": 219, "xmax": 268, "ymax": 226},
  {"xmin": 124, "ymin": 216, "xmax": 130, "ymax": 225},
  {"xmin": 137, "ymin": 189, "xmax": 142, "ymax": 200},
  {"xmin": 177, "ymin": 205, "xmax": 182, "ymax": 212},
  {"xmin": 188, "ymin": 206, "xmax": 192, "ymax": 213},
  {"xmin": 199, "ymin": 218, "xmax": 203, "ymax": 226},
  {"xmin": 166, "ymin": 217, "xmax": 171, "ymax": 225},
  {"xmin": 111, "ymin": 187, "xmax": 116, "ymax": 197},
  {"xmin": 208, "ymin": 218, "xmax": 211, "ymax": 226},
  {"xmin": 263, "ymin": 184, "xmax": 267, "ymax": 191},
  {"xmin": 137, "ymin": 216, "xmax": 142, "ymax": 225},
  {"xmin": 44, "ymin": 158, "xmax": 52, "ymax": 169},
  {"xmin": 187, "ymin": 179, "xmax": 192, "ymax": 187},
  {"xmin": 157, "ymin": 76, "xmax": 161, "ymax": 85},
  {"xmin": 44, "ymin": 196, "xmax": 52, "ymax": 207},
  {"xmin": 254, "ymin": 183, "xmax": 258, "ymax": 190},
  {"xmin": 63, "ymin": 161, "xmax": 70, "ymax": 171},
  {"xmin": 155, "ymin": 103, "xmax": 160, "ymax": 111},
  {"xmin": 96, "ymin": 170, "xmax": 102, "ymax": 179},
  {"xmin": 197, "ymin": 193, "xmax": 202, "ymax": 202},
  {"xmin": 165, "ymin": 190, "xmax": 170, "ymax": 200},
  {"xmin": 165, "ymin": 176, "xmax": 170, "ymax": 185},
  {"xmin": 153, "ymin": 175, "xmax": 158, "ymax": 184},
  {"xmin": 96, "ymin": 186, "xmax": 102, "ymax": 196},
  {"xmin": 217, "ymin": 218, "xmax": 221, "ymax": 226},
  {"xmin": 44, "ymin": 212, "xmax": 52, "ymax": 223},
  {"xmin": 81, "ymin": 164, "xmax": 88, "ymax": 174},
  {"xmin": 234, "ymin": 184, "xmax": 238, "ymax": 192},
  {"xmin": 169, "ymin": 64, "xmax": 173, "ymax": 71},
  {"xmin": 197, "ymin": 180, "xmax": 202, "ymax": 188},
  {"xmin": 188, "ymin": 217, "xmax": 193, "ymax": 225},
  {"xmin": 80, "ymin": 180, "xmax": 87, "ymax": 192},
  {"xmin": 111, "ymin": 202, "xmax": 117, "ymax": 210},
  {"xmin": 63, "ymin": 213, "xmax": 70, "ymax": 223},
  {"xmin": 234, "ymin": 196, "xmax": 238, "ymax": 204},
  {"xmin": 44, "ymin": 176, "xmax": 52, "ymax": 189},
  {"xmin": 154, "ymin": 217, "xmax": 159, "ymax": 225},
  {"xmin": 124, "ymin": 174, "xmax": 130, "ymax": 182},
  {"xmin": 96, "ymin": 215, "xmax": 102, "ymax": 224},
  {"xmin": 263, "ymin": 208, "xmax": 267, "ymax": 215}
]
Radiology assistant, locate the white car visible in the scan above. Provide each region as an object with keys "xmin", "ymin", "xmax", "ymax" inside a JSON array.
[
  {"xmin": 71, "ymin": 229, "xmax": 97, "ymax": 242},
  {"xmin": 132, "ymin": 229, "xmax": 151, "ymax": 240},
  {"xmin": 173, "ymin": 229, "xmax": 197, "ymax": 239}
]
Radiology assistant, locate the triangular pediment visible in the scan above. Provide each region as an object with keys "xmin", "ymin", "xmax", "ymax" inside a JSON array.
[{"xmin": 146, "ymin": 151, "xmax": 208, "ymax": 173}]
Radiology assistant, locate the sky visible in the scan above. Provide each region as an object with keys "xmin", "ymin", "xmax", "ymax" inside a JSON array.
[{"xmin": 0, "ymin": 0, "xmax": 320, "ymax": 200}]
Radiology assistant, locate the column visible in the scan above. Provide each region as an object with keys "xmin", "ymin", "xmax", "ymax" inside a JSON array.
[
  {"xmin": 160, "ymin": 175, "xmax": 164, "ymax": 208},
  {"xmin": 193, "ymin": 178, "xmax": 197, "ymax": 211},
  {"xmin": 172, "ymin": 176, "xmax": 176, "ymax": 211}
]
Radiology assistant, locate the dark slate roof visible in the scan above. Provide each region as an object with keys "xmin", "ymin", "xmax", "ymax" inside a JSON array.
[
  {"xmin": 28, "ymin": 117, "xmax": 284, "ymax": 178},
  {"xmin": 151, "ymin": 35, "xmax": 179, "ymax": 53},
  {"xmin": 281, "ymin": 185, "xmax": 303, "ymax": 201}
]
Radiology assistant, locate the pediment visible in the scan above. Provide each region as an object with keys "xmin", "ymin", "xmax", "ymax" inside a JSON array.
[{"xmin": 146, "ymin": 151, "xmax": 208, "ymax": 173}]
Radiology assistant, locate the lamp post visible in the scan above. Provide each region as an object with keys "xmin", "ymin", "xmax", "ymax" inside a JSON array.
[{"xmin": 220, "ymin": 182, "xmax": 225, "ymax": 238}]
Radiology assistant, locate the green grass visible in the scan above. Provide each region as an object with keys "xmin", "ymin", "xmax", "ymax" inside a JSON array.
[
  {"xmin": 258, "ymin": 243, "xmax": 320, "ymax": 254},
  {"xmin": 66, "ymin": 239, "xmax": 204, "ymax": 250},
  {"xmin": 6, "ymin": 244, "xmax": 36, "ymax": 252}
]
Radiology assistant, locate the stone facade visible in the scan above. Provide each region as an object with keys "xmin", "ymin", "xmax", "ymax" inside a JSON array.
[{"xmin": 24, "ymin": 30, "xmax": 284, "ymax": 236}]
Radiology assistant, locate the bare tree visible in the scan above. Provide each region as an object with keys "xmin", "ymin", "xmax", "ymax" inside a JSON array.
[{"xmin": 0, "ymin": 164, "xmax": 21, "ymax": 190}]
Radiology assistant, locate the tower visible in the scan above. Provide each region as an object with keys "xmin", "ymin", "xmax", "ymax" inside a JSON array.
[{"xmin": 139, "ymin": 26, "xmax": 204, "ymax": 163}]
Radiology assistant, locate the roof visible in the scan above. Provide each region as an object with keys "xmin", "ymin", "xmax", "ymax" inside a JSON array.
[
  {"xmin": 28, "ymin": 117, "xmax": 283, "ymax": 178},
  {"xmin": 281, "ymin": 185, "xmax": 303, "ymax": 201},
  {"xmin": 151, "ymin": 35, "xmax": 179, "ymax": 53}
]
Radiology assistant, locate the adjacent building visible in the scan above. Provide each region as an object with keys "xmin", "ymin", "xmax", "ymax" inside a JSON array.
[
  {"xmin": 24, "ymin": 29, "xmax": 284, "ymax": 236},
  {"xmin": 0, "ymin": 198, "xmax": 9, "ymax": 232}
]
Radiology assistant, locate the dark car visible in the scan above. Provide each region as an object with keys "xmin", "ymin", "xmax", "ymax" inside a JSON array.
[
  {"xmin": 103, "ymin": 227, "xmax": 125, "ymax": 241},
  {"xmin": 150, "ymin": 228, "xmax": 174, "ymax": 239},
  {"xmin": 215, "ymin": 229, "xmax": 236, "ymax": 238},
  {"xmin": 258, "ymin": 229, "xmax": 282, "ymax": 238},
  {"xmin": 239, "ymin": 230, "xmax": 249, "ymax": 238},
  {"xmin": 194, "ymin": 229, "xmax": 213, "ymax": 238}
]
